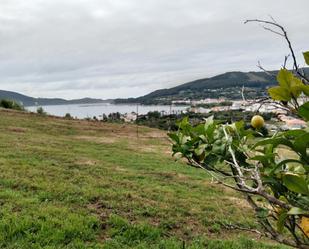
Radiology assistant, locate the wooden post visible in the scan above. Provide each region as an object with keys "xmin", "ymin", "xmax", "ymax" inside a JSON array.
[
  {"xmin": 168, "ymin": 103, "xmax": 172, "ymax": 131},
  {"xmin": 136, "ymin": 103, "xmax": 139, "ymax": 138}
]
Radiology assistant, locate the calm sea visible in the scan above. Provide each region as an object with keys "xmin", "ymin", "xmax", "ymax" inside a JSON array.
[{"xmin": 26, "ymin": 103, "xmax": 188, "ymax": 119}]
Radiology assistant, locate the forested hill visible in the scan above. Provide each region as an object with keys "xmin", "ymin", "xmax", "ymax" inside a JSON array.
[
  {"xmin": 0, "ymin": 90, "xmax": 108, "ymax": 106},
  {"xmin": 115, "ymin": 68, "xmax": 309, "ymax": 104}
]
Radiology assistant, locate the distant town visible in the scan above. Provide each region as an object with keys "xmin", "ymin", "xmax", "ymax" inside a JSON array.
[{"xmin": 119, "ymin": 97, "xmax": 307, "ymax": 131}]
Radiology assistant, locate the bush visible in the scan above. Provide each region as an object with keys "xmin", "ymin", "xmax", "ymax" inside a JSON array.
[
  {"xmin": 37, "ymin": 107, "xmax": 46, "ymax": 115},
  {"xmin": 64, "ymin": 113, "xmax": 73, "ymax": 119},
  {"xmin": 0, "ymin": 99, "xmax": 24, "ymax": 111}
]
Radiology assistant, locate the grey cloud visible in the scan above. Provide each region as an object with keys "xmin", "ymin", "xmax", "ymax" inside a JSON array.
[{"xmin": 0, "ymin": 0, "xmax": 308, "ymax": 99}]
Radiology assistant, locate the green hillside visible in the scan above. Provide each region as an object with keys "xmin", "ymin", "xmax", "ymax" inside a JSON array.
[
  {"xmin": 0, "ymin": 109, "xmax": 287, "ymax": 248},
  {"xmin": 115, "ymin": 68, "xmax": 309, "ymax": 104}
]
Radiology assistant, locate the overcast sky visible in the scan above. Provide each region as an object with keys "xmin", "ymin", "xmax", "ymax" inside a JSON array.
[{"xmin": 0, "ymin": 0, "xmax": 308, "ymax": 99}]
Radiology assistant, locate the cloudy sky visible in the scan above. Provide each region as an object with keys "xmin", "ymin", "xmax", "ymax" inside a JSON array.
[{"xmin": 0, "ymin": 0, "xmax": 308, "ymax": 99}]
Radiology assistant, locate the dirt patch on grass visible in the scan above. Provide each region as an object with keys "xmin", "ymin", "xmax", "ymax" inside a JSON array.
[
  {"xmin": 144, "ymin": 171, "xmax": 189, "ymax": 181},
  {"xmin": 7, "ymin": 127, "xmax": 27, "ymax": 133},
  {"xmin": 75, "ymin": 158, "xmax": 99, "ymax": 166},
  {"xmin": 88, "ymin": 200, "xmax": 113, "ymax": 221},
  {"xmin": 226, "ymin": 196, "xmax": 251, "ymax": 209},
  {"xmin": 114, "ymin": 166, "xmax": 129, "ymax": 172}
]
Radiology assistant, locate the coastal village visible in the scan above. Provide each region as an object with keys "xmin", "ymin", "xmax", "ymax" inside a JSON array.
[{"xmin": 120, "ymin": 97, "xmax": 307, "ymax": 131}]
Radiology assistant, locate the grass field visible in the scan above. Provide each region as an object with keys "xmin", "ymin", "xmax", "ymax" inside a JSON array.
[{"xmin": 0, "ymin": 109, "xmax": 288, "ymax": 248}]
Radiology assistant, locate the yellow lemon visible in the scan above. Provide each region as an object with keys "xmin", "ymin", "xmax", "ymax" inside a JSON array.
[
  {"xmin": 300, "ymin": 216, "xmax": 309, "ymax": 236},
  {"xmin": 251, "ymin": 115, "xmax": 265, "ymax": 129}
]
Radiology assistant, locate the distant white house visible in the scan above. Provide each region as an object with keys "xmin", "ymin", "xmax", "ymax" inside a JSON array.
[
  {"xmin": 172, "ymin": 98, "xmax": 227, "ymax": 106},
  {"xmin": 172, "ymin": 100, "xmax": 191, "ymax": 105},
  {"xmin": 211, "ymin": 106, "xmax": 230, "ymax": 112},
  {"xmin": 122, "ymin": 112, "xmax": 137, "ymax": 122},
  {"xmin": 231, "ymin": 100, "xmax": 246, "ymax": 110},
  {"xmin": 191, "ymin": 98, "xmax": 226, "ymax": 105}
]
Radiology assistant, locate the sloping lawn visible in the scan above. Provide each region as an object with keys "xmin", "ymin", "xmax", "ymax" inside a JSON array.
[{"xmin": 0, "ymin": 109, "xmax": 288, "ymax": 248}]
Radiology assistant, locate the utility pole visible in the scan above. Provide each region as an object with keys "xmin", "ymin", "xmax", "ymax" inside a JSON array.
[
  {"xmin": 136, "ymin": 103, "xmax": 139, "ymax": 138},
  {"xmin": 168, "ymin": 103, "xmax": 172, "ymax": 132}
]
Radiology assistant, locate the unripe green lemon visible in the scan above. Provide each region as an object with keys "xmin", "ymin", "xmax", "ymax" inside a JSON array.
[{"xmin": 251, "ymin": 115, "xmax": 265, "ymax": 129}]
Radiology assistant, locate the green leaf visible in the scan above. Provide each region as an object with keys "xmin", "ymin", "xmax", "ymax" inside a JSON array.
[
  {"xmin": 256, "ymin": 207, "xmax": 269, "ymax": 219},
  {"xmin": 234, "ymin": 120, "xmax": 244, "ymax": 131},
  {"xmin": 288, "ymin": 207, "xmax": 309, "ymax": 215},
  {"xmin": 194, "ymin": 144, "xmax": 207, "ymax": 156},
  {"xmin": 290, "ymin": 84, "xmax": 303, "ymax": 98},
  {"xmin": 168, "ymin": 133, "xmax": 179, "ymax": 143},
  {"xmin": 293, "ymin": 132, "xmax": 309, "ymax": 157},
  {"xmin": 204, "ymin": 120, "xmax": 216, "ymax": 140},
  {"xmin": 193, "ymin": 124, "xmax": 208, "ymax": 136},
  {"xmin": 180, "ymin": 134, "xmax": 190, "ymax": 145},
  {"xmin": 284, "ymin": 129, "xmax": 306, "ymax": 138},
  {"xmin": 303, "ymin": 51, "xmax": 309, "ymax": 65},
  {"xmin": 212, "ymin": 143, "xmax": 226, "ymax": 155},
  {"xmin": 272, "ymin": 69, "xmax": 303, "ymax": 99},
  {"xmin": 298, "ymin": 102, "xmax": 309, "ymax": 121},
  {"xmin": 301, "ymin": 85, "xmax": 309, "ymax": 96},
  {"xmin": 290, "ymin": 77, "xmax": 304, "ymax": 98},
  {"xmin": 277, "ymin": 159, "xmax": 303, "ymax": 168},
  {"xmin": 250, "ymin": 154, "xmax": 274, "ymax": 168},
  {"xmin": 203, "ymin": 154, "xmax": 219, "ymax": 166},
  {"xmin": 253, "ymin": 137, "xmax": 294, "ymax": 150},
  {"xmin": 267, "ymin": 159, "xmax": 303, "ymax": 175},
  {"xmin": 277, "ymin": 69, "xmax": 293, "ymax": 89},
  {"xmin": 282, "ymin": 173, "xmax": 309, "ymax": 195},
  {"xmin": 268, "ymin": 86, "xmax": 291, "ymax": 101},
  {"xmin": 199, "ymin": 135, "xmax": 207, "ymax": 143},
  {"xmin": 177, "ymin": 117, "xmax": 192, "ymax": 134},
  {"xmin": 277, "ymin": 210, "xmax": 288, "ymax": 233}
]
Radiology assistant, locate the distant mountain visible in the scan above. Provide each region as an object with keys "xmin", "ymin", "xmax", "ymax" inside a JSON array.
[
  {"xmin": 2, "ymin": 68, "xmax": 309, "ymax": 107},
  {"xmin": 115, "ymin": 68, "xmax": 309, "ymax": 104},
  {"xmin": 0, "ymin": 90, "xmax": 110, "ymax": 106}
]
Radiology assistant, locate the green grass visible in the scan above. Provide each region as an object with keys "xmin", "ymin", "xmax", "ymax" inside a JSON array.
[{"xmin": 0, "ymin": 109, "xmax": 288, "ymax": 248}]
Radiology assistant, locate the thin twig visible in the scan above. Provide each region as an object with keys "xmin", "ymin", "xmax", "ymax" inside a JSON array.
[
  {"xmin": 245, "ymin": 19, "xmax": 309, "ymax": 83},
  {"xmin": 257, "ymin": 61, "xmax": 276, "ymax": 76},
  {"xmin": 282, "ymin": 54, "xmax": 290, "ymax": 69},
  {"xmin": 221, "ymin": 222, "xmax": 264, "ymax": 236}
]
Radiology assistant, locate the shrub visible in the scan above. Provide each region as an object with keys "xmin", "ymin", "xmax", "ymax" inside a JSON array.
[
  {"xmin": 36, "ymin": 107, "xmax": 46, "ymax": 115},
  {"xmin": 0, "ymin": 99, "xmax": 24, "ymax": 111},
  {"xmin": 64, "ymin": 113, "xmax": 73, "ymax": 119}
]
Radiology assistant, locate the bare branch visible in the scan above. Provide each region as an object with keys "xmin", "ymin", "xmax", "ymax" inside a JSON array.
[
  {"xmin": 268, "ymin": 15, "xmax": 278, "ymax": 24},
  {"xmin": 282, "ymin": 54, "xmax": 290, "ymax": 69},
  {"xmin": 245, "ymin": 18, "xmax": 309, "ymax": 83},
  {"xmin": 220, "ymin": 222, "xmax": 264, "ymax": 236},
  {"xmin": 187, "ymin": 158, "xmax": 257, "ymax": 194},
  {"xmin": 257, "ymin": 61, "xmax": 276, "ymax": 76},
  {"xmin": 261, "ymin": 25, "xmax": 284, "ymax": 37}
]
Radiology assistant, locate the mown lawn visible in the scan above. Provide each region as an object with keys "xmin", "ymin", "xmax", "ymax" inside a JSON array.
[{"xmin": 0, "ymin": 109, "xmax": 288, "ymax": 248}]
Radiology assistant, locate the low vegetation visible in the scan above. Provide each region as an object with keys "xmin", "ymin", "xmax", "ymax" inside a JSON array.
[
  {"xmin": 135, "ymin": 110, "xmax": 273, "ymax": 132},
  {"xmin": 0, "ymin": 99, "xmax": 24, "ymax": 111},
  {"xmin": 195, "ymin": 101, "xmax": 233, "ymax": 108},
  {"xmin": 36, "ymin": 106, "xmax": 47, "ymax": 115}
]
